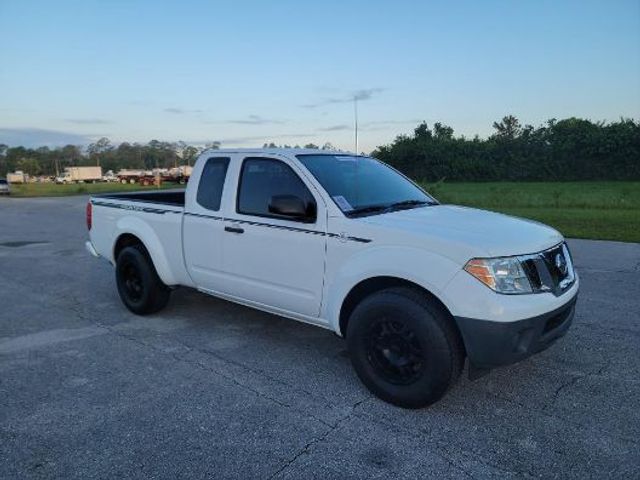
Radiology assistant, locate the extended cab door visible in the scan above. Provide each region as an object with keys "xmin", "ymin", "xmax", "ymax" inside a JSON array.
[
  {"xmin": 218, "ymin": 155, "xmax": 327, "ymax": 318},
  {"xmin": 183, "ymin": 155, "xmax": 232, "ymax": 290}
]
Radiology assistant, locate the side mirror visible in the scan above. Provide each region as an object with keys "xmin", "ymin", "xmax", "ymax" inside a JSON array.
[{"xmin": 268, "ymin": 195, "xmax": 315, "ymax": 222}]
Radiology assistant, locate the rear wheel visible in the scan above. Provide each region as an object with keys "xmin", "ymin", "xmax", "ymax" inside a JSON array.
[
  {"xmin": 116, "ymin": 245, "xmax": 170, "ymax": 315},
  {"xmin": 347, "ymin": 287, "xmax": 464, "ymax": 408}
]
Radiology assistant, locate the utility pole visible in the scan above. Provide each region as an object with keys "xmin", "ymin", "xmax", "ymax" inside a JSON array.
[{"xmin": 354, "ymin": 96, "xmax": 359, "ymax": 154}]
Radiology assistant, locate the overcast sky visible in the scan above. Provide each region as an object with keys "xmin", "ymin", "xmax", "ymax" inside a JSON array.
[{"xmin": 1, "ymin": 0, "xmax": 639, "ymax": 152}]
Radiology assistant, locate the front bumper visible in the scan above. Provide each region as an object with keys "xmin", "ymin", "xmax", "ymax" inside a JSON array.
[{"xmin": 455, "ymin": 294, "xmax": 577, "ymax": 370}]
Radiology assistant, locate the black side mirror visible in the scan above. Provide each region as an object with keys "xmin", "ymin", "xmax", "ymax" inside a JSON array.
[{"xmin": 269, "ymin": 195, "xmax": 315, "ymax": 222}]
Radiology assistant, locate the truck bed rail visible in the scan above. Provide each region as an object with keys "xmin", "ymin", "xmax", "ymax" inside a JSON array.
[{"xmin": 95, "ymin": 190, "xmax": 185, "ymax": 207}]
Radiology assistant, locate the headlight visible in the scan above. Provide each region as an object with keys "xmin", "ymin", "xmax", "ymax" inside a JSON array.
[{"xmin": 464, "ymin": 257, "xmax": 533, "ymax": 294}]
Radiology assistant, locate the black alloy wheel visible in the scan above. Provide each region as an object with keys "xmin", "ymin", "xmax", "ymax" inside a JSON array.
[
  {"xmin": 115, "ymin": 245, "xmax": 170, "ymax": 315},
  {"xmin": 365, "ymin": 318, "xmax": 425, "ymax": 385}
]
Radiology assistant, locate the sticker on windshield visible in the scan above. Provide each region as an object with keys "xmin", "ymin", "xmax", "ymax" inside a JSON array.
[{"xmin": 333, "ymin": 195, "xmax": 353, "ymax": 211}]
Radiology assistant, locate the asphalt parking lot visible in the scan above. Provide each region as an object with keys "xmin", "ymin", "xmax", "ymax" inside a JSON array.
[{"xmin": 1, "ymin": 195, "xmax": 639, "ymax": 479}]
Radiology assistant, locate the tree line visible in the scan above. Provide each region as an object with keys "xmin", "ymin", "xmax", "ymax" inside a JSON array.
[
  {"xmin": 372, "ymin": 116, "xmax": 640, "ymax": 181},
  {"xmin": 0, "ymin": 139, "xmax": 215, "ymax": 177},
  {"xmin": 1, "ymin": 116, "xmax": 638, "ymax": 180},
  {"xmin": 0, "ymin": 138, "xmax": 334, "ymax": 178}
]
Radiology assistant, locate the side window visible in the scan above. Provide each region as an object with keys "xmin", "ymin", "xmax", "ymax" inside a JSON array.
[
  {"xmin": 196, "ymin": 157, "xmax": 230, "ymax": 211},
  {"xmin": 237, "ymin": 157, "xmax": 316, "ymax": 222}
]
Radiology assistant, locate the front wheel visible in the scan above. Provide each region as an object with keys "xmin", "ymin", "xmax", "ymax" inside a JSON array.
[
  {"xmin": 116, "ymin": 245, "xmax": 170, "ymax": 315},
  {"xmin": 347, "ymin": 287, "xmax": 464, "ymax": 408}
]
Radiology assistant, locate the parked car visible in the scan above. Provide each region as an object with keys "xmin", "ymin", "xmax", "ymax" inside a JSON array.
[
  {"xmin": 0, "ymin": 178, "xmax": 10, "ymax": 195},
  {"xmin": 102, "ymin": 170, "xmax": 118, "ymax": 183},
  {"xmin": 85, "ymin": 149, "xmax": 578, "ymax": 408}
]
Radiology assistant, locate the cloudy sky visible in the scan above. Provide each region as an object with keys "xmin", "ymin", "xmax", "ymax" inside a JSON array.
[{"xmin": 1, "ymin": 0, "xmax": 639, "ymax": 152}]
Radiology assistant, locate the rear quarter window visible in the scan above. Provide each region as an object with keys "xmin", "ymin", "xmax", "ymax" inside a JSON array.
[{"xmin": 196, "ymin": 157, "xmax": 230, "ymax": 211}]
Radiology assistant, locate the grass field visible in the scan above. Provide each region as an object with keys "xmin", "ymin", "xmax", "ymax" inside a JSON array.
[
  {"xmin": 8, "ymin": 182, "xmax": 184, "ymax": 197},
  {"xmin": 5, "ymin": 180, "xmax": 638, "ymax": 243},
  {"xmin": 422, "ymin": 181, "xmax": 640, "ymax": 243}
]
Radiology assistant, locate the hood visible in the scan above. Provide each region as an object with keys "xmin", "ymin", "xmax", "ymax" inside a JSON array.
[{"xmin": 359, "ymin": 204, "xmax": 563, "ymax": 259}]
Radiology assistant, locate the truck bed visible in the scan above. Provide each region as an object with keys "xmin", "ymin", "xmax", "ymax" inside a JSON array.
[{"xmin": 97, "ymin": 190, "xmax": 185, "ymax": 207}]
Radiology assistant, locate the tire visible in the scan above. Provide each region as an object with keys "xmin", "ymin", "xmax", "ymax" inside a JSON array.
[
  {"xmin": 347, "ymin": 287, "xmax": 464, "ymax": 409},
  {"xmin": 115, "ymin": 245, "xmax": 170, "ymax": 315}
]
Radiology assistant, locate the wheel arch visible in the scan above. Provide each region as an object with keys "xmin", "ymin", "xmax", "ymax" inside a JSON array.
[
  {"xmin": 113, "ymin": 233, "xmax": 146, "ymax": 261},
  {"xmin": 338, "ymin": 276, "xmax": 462, "ymax": 347},
  {"xmin": 112, "ymin": 217, "xmax": 179, "ymax": 286}
]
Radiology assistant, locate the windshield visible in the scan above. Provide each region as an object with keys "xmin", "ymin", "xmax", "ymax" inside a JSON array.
[
  {"xmin": 0, "ymin": 179, "xmax": 7, "ymax": 185},
  {"xmin": 297, "ymin": 154, "xmax": 436, "ymax": 216}
]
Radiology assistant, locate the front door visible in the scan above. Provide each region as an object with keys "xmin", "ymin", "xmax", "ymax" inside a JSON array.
[{"xmin": 219, "ymin": 156, "xmax": 327, "ymax": 318}]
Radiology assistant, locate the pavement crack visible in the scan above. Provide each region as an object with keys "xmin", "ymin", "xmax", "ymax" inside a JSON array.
[
  {"xmin": 546, "ymin": 374, "xmax": 583, "ymax": 409},
  {"xmin": 543, "ymin": 363, "xmax": 608, "ymax": 412},
  {"xmin": 57, "ymin": 291, "xmax": 357, "ymax": 432},
  {"xmin": 267, "ymin": 397, "xmax": 370, "ymax": 479},
  {"xmin": 171, "ymin": 337, "xmax": 335, "ymax": 407},
  {"xmin": 354, "ymin": 411, "xmax": 536, "ymax": 479},
  {"xmin": 60, "ymin": 292, "xmax": 299, "ymax": 410}
]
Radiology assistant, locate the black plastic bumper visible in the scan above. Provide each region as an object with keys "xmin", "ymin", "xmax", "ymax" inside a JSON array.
[{"xmin": 454, "ymin": 295, "xmax": 577, "ymax": 370}]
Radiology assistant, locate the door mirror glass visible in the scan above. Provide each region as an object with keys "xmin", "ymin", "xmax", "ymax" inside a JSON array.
[{"xmin": 269, "ymin": 195, "xmax": 315, "ymax": 222}]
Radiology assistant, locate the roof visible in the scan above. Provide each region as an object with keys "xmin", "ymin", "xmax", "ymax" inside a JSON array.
[{"xmin": 199, "ymin": 148, "xmax": 355, "ymax": 156}]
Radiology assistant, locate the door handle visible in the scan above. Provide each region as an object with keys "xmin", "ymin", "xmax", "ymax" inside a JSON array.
[{"xmin": 225, "ymin": 225, "xmax": 244, "ymax": 234}]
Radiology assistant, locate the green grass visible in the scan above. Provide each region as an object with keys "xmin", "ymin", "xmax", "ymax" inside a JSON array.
[
  {"xmin": 9, "ymin": 182, "xmax": 185, "ymax": 197},
  {"xmin": 8, "ymin": 180, "xmax": 639, "ymax": 243},
  {"xmin": 421, "ymin": 181, "xmax": 640, "ymax": 243}
]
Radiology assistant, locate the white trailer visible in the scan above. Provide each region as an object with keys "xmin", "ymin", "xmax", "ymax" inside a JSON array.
[
  {"xmin": 56, "ymin": 166, "xmax": 103, "ymax": 184},
  {"xmin": 7, "ymin": 171, "xmax": 28, "ymax": 184}
]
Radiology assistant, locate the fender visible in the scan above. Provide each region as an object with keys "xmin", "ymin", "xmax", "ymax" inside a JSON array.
[
  {"xmin": 113, "ymin": 216, "xmax": 179, "ymax": 286},
  {"xmin": 322, "ymin": 245, "xmax": 463, "ymax": 334}
]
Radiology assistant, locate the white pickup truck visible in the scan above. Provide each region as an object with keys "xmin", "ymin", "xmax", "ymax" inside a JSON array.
[{"xmin": 86, "ymin": 149, "xmax": 578, "ymax": 408}]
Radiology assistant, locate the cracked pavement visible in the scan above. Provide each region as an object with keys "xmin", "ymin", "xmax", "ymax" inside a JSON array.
[{"xmin": 1, "ymin": 196, "xmax": 639, "ymax": 479}]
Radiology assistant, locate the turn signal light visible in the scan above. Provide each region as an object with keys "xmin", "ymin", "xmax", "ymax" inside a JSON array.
[{"xmin": 464, "ymin": 259, "xmax": 496, "ymax": 289}]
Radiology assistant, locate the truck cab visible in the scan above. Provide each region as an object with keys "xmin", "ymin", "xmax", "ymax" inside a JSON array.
[{"xmin": 86, "ymin": 149, "xmax": 579, "ymax": 408}]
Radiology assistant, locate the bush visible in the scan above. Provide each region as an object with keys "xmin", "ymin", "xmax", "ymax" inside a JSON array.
[{"xmin": 372, "ymin": 117, "xmax": 640, "ymax": 182}]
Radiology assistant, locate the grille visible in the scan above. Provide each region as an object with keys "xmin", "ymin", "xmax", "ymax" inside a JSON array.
[
  {"xmin": 543, "ymin": 245, "xmax": 567, "ymax": 283},
  {"xmin": 521, "ymin": 243, "xmax": 575, "ymax": 296}
]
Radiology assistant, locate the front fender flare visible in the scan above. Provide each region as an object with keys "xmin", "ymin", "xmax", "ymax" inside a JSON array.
[{"xmin": 323, "ymin": 245, "xmax": 462, "ymax": 334}]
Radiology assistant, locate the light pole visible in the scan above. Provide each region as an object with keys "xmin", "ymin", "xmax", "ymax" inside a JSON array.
[{"xmin": 354, "ymin": 95, "xmax": 359, "ymax": 154}]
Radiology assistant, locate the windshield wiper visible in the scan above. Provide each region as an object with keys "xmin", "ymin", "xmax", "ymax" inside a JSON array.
[
  {"xmin": 385, "ymin": 199, "xmax": 435, "ymax": 211},
  {"xmin": 346, "ymin": 204, "xmax": 390, "ymax": 217},
  {"xmin": 346, "ymin": 199, "xmax": 435, "ymax": 217}
]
